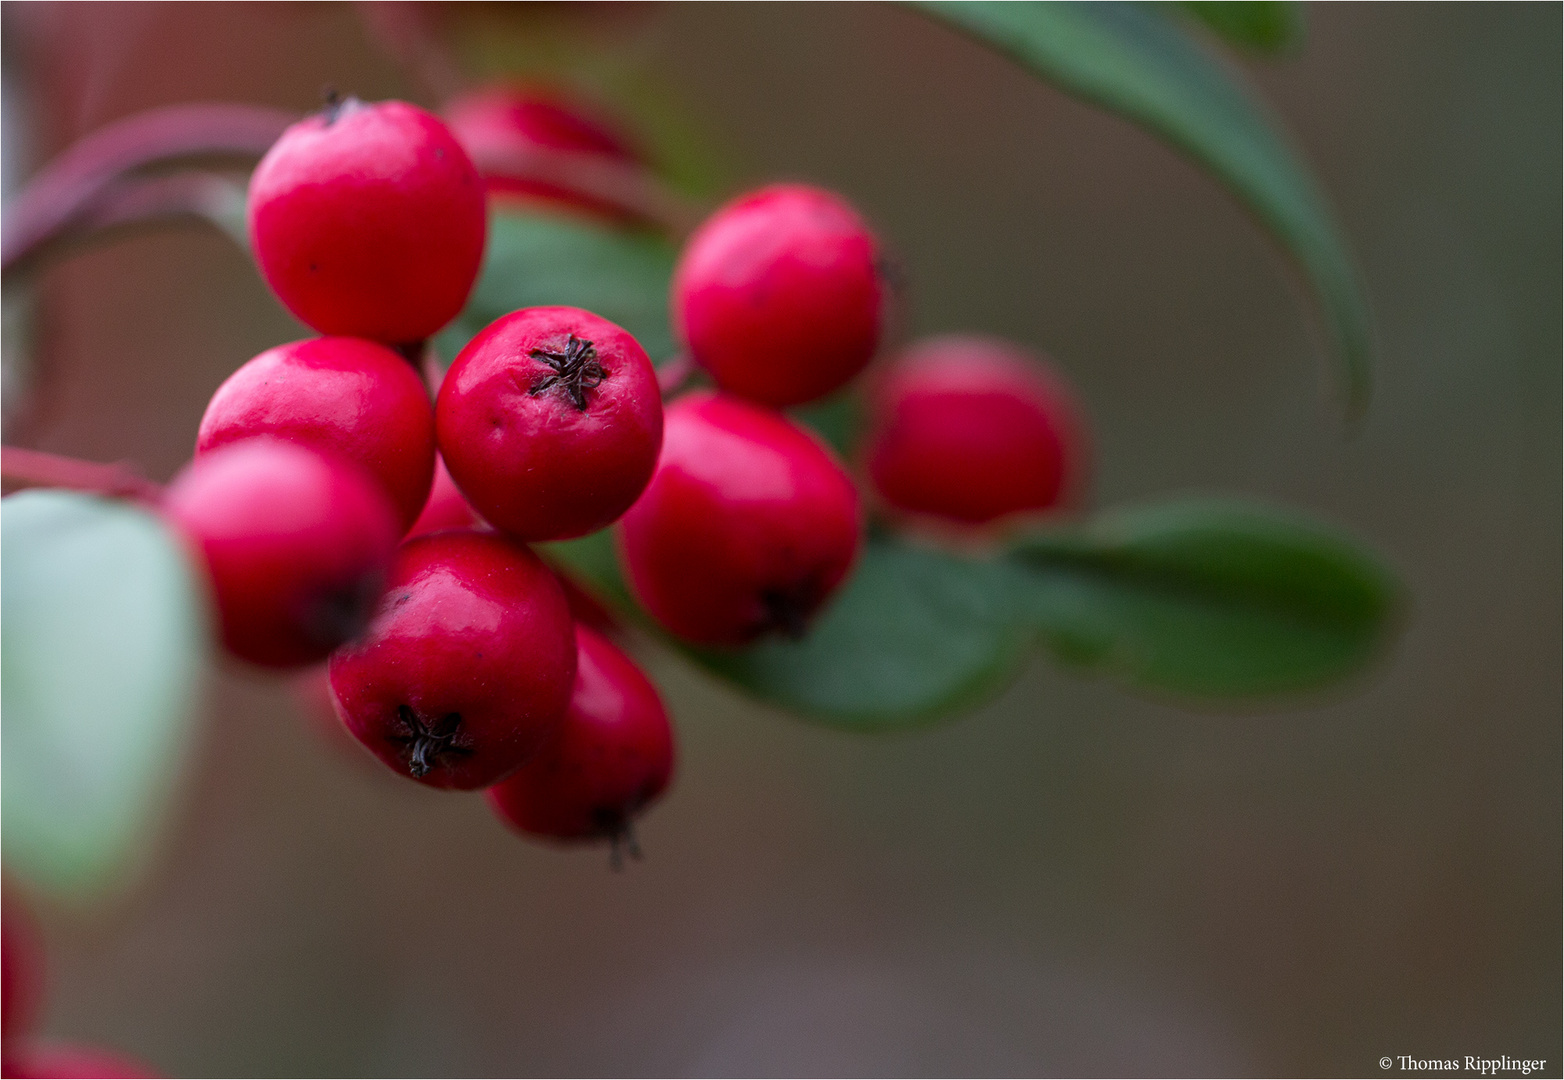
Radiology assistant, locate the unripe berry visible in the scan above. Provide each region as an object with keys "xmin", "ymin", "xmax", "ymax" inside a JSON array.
[
  {"xmin": 248, "ymin": 98, "xmax": 486, "ymax": 344},
  {"xmin": 3, "ymin": 1042, "xmax": 158, "ymax": 1078},
  {"xmin": 444, "ymin": 84, "xmax": 645, "ymax": 220},
  {"xmin": 163, "ymin": 439, "xmax": 402, "ymax": 668},
  {"xmin": 436, "ymin": 306, "xmax": 663, "ymax": 542},
  {"xmin": 328, "ymin": 531, "xmax": 577, "ymax": 790},
  {"xmin": 864, "ymin": 335, "xmax": 1089, "ymax": 526},
  {"xmin": 617, "ymin": 391, "xmax": 862, "ymax": 645},
  {"xmin": 487, "ymin": 625, "xmax": 674, "ymax": 856},
  {"xmin": 405, "ymin": 453, "xmax": 480, "ymax": 539},
  {"xmin": 196, "ymin": 337, "xmax": 436, "ymax": 531},
  {"xmin": 672, "ymin": 183, "xmax": 884, "ymax": 407}
]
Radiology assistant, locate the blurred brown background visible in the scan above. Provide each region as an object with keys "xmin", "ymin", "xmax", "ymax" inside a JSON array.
[{"xmin": 2, "ymin": 3, "xmax": 1559, "ymax": 1076}]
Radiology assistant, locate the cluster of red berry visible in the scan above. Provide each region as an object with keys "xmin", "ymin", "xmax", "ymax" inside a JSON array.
[{"xmin": 154, "ymin": 87, "xmax": 1088, "ymax": 862}]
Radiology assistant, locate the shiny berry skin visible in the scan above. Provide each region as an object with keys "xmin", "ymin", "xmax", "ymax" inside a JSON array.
[
  {"xmin": 444, "ymin": 84, "xmax": 645, "ymax": 220},
  {"xmin": 3, "ymin": 1042, "xmax": 158, "ymax": 1079},
  {"xmin": 328, "ymin": 531, "xmax": 577, "ymax": 790},
  {"xmin": 163, "ymin": 439, "xmax": 402, "ymax": 668},
  {"xmin": 196, "ymin": 337, "xmax": 436, "ymax": 531},
  {"xmin": 436, "ymin": 306, "xmax": 663, "ymax": 542},
  {"xmin": 864, "ymin": 335, "xmax": 1090, "ymax": 526},
  {"xmin": 617, "ymin": 391, "xmax": 862, "ymax": 645},
  {"xmin": 248, "ymin": 98, "xmax": 486, "ymax": 344},
  {"xmin": 405, "ymin": 453, "xmax": 480, "ymax": 539},
  {"xmin": 671, "ymin": 183, "xmax": 884, "ymax": 408},
  {"xmin": 487, "ymin": 625, "xmax": 674, "ymax": 852}
]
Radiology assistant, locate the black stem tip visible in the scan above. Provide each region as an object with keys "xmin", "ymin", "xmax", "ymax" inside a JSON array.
[
  {"xmin": 529, "ymin": 335, "xmax": 607, "ymax": 411},
  {"xmin": 392, "ymin": 705, "xmax": 470, "ymax": 778}
]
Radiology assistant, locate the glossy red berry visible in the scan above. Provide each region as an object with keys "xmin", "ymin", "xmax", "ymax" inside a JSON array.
[
  {"xmin": 328, "ymin": 531, "xmax": 577, "ymax": 790},
  {"xmin": 487, "ymin": 625, "xmax": 673, "ymax": 857},
  {"xmin": 865, "ymin": 335, "xmax": 1090, "ymax": 526},
  {"xmin": 163, "ymin": 438, "xmax": 402, "ymax": 668},
  {"xmin": 617, "ymin": 391, "xmax": 862, "ymax": 645},
  {"xmin": 436, "ymin": 306, "xmax": 663, "ymax": 542},
  {"xmin": 405, "ymin": 453, "xmax": 480, "ymax": 539},
  {"xmin": 444, "ymin": 84, "xmax": 645, "ymax": 220},
  {"xmin": 248, "ymin": 97, "xmax": 486, "ymax": 344},
  {"xmin": 196, "ymin": 337, "xmax": 436, "ymax": 531},
  {"xmin": 3, "ymin": 1042, "xmax": 158, "ymax": 1079},
  {"xmin": 671, "ymin": 183, "xmax": 884, "ymax": 407}
]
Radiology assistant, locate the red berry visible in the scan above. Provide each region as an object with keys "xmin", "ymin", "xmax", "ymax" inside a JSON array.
[
  {"xmin": 3, "ymin": 1042, "xmax": 158, "ymax": 1078},
  {"xmin": 671, "ymin": 183, "xmax": 884, "ymax": 407},
  {"xmin": 328, "ymin": 531, "xmax": 577, "ymax": 790},
  {"xmin": 436, "ymin": 306, "xmax": 663, "ymax": 542},
  {"xmin": 163, "ymin": 439, "xmax": 402, "ymax": 668},
  {"xmin": 248, "ymin": 98, "xmax": 486, "ymax": 344},
  {"xmin": 405, "ymin": 453, "xmax": 480, "ymax": 539},
  {"xmin": 617, "ymin": 391, "xmax": 862, "ymax": 645},
  {"xmin": 487, "ymin": 625, "xmax": 673, "ymax": 855},
  {"xmin": 444, "ymin": 84, "xmax": 645, "ymax": 220},
  {"xmin": 864, "ymin": 335, "xmax": 1090, "ymax": 526},
  {"xmin": 196, "ymin": 337, "xmax": 436, "ymax": 531},
  {"xmin": 2, "ymin": 901, "xmax": 42, "ymax": 1054}
]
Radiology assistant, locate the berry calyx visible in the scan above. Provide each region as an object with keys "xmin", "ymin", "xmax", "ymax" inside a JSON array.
[
  {"xmin": 436, "ymin": 306, "xmax": 663, "ymax": 542},
  {"xmin": 528, "ymin": 334, "xmax": 606, "ymax": 411},
  {"xmin": 864, "ymin": 335, "xmax": 1090, "ymax": 526},
  {"xmin": 163, "ymin": 439, "xmax": 402, "ymax": 668},
  {"xmin": 671, "ymin": 183, "xmax": 885, "ymax": 408},
  {"xmin": 616, "ymin": 391, "xmax": 862, "ymax": 646},
  {"xmin": 248, "ymin": 98, "xmax": 486, "ymax": 344},
  {"xmin": 328, "ymin": 531, "xmax": 577, "ymax": 790},
  {"xmin": 487, "ymin": 625, "xmax": 674, "ymax": 865},
  {"xmin": 196, "ymin": 336, "xmax": 437, "ymax": 531}
]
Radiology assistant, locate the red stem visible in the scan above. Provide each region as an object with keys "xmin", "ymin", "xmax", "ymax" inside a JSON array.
[
  {"xmin": 476, "ymin": 143, "xmax": 704, "ymax": 236},
  {"xmin": 1, "ymin": 446, "xmax": 163, "ymax": 503},
  {"xmin": 2, "ymin": 103, "xmax": 295, "ymax": 278}
]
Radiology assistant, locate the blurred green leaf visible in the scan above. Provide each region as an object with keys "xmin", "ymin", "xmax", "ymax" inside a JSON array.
[
  {"xmin": 543, "ymin": 528, "xmax": 1030, "ymax": 728},
  {"xmin": 546, "ymin": 500, "xmax": 1401, "ymax": 722},
  {"xmin": 1177, "ymin": 2, "xmax": 1304, "ymax": 55},
  {"xmin": 437, "ymin": 210, "xmax": 678, "ymax": 367},
  {"xmin": 693, "ymin": 537, "xmax": 1032, "ymax": 728},
  {"xmin": 2, "ymin": 491, "xmax": 209, "ymax": 903},
  {"xmin": 911, "ymin": 0, "xmax": 1373, "ymax": 413},
  {"xmin": 1010, "ymin": 499, "xmax": 1402, "ymax": 698}
]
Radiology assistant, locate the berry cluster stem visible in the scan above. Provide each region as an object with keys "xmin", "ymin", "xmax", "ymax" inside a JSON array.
[{"xmin": 1, "ymin": 446, "xmax": 162, "ymax": 503}]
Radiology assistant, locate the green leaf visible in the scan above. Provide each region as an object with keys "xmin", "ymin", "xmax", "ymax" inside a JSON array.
[
  {"xmin": 543, "ymin": 528, "xmax": 1032, "ymax": 730},
  {"xmin": 693, "ymin": 537, "xmax": 1032, "ymax": 728},
  {"xmin": 437, "ymin": 210, "xmax": 678, "ymax": 367},
  {"xmin": 1009, "ymin": 499, "xmax": 1401, "ymax": 699},
  {"xmin": 2, "ymin": 491, "xmax": 209, "ymax": 902},
  {"xmin": 910, "ymin": 1, "xmax": 1373, "ymax": 413},
  {"xmin": 1177, "ymin": 2, "xmax": 1304, "ymax": 55}
]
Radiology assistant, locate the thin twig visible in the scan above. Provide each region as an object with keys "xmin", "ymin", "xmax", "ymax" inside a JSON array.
[
  {"xmin": 2, "ymin": 102, "xmax": 294, "ymax": 279},
  {"xmin": 1, "ymin": 445, "xmax": 162, "ymax": 503},
  {"xmin": 476, "ymin": 143, "xmax": 705, "ymax": 237}
]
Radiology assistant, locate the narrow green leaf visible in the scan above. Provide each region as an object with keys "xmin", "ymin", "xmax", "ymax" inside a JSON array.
[
  {"xmin": 1177, "ymin": 2, "xmax": 1304, "ymax": 55},
  {"xmin": 1010, "ymin": 499, "xmax": 1402, "ymax": 699},
  {"xmin": 911, "ymin": 1, "xmax": 1373, "ymax": 413},
  {"xmin": 2, "ymin": 491, "xmax": 209, "ymax": 902},
  {"xmin": 437, "ymin": 210, "xmax": 678, "ymax": 366}
]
